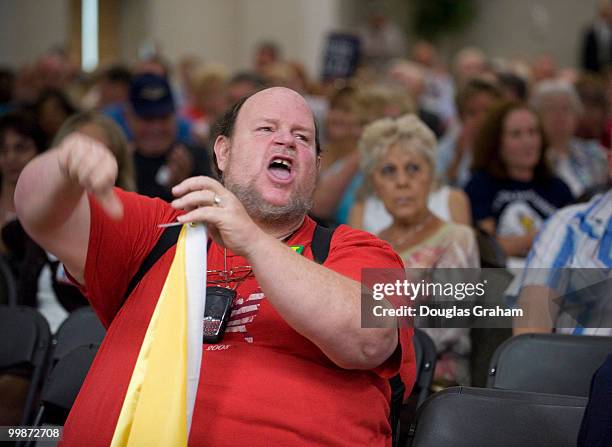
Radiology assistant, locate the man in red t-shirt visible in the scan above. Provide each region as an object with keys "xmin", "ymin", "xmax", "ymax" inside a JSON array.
[{"xmin": 16, "ymin": 87, "xmax": 415, "ymax": 446}]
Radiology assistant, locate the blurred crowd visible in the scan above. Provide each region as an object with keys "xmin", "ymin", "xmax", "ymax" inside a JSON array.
[{"xmin": 1, "ymin": 4, "xmax": 611, "ymax": 391}]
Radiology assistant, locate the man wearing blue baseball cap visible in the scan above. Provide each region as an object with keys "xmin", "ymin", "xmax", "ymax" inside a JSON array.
[{"xmin": 127, "ymin": 73, "xmax": 212, "ymax": 201}]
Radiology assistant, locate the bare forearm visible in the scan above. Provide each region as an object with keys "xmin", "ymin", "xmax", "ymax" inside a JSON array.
[
  {"xmin": 312, "ymin": 154, "xmax": 359, "ymax": 219},
  {"xmin": 246, "ymin": 233, "xmax": 397, "ymax": 369},
  {"xmin": 497, "ymin": 233, "xmax": 534, "ymax": 257},
  {"xmin": 15, "ymin": 148, "xmax": 85, "ymax": 234}
]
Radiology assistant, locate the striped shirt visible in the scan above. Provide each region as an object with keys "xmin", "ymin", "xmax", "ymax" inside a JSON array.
[{"xmin": 514, "ymin": 190, "xmax": 612, "ymax": 335}]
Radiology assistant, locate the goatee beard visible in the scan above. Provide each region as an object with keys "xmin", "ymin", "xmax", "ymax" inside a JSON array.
[{"xmin": 224, "ymin": 179, "xmax": 313, "ymax": 224}]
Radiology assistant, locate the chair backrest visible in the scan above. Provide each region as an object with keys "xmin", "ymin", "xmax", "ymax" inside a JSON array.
[
  {"xmin": 412, "ymin": 328, "xmax": 437, "ymax": 406},
  {"xmin": 0, "ymin": 306, "xmax": 51, "ymax": 425},
  {"xmin": 487, "ymin": 333, "xmax": 612, "ymax": 397},
  {"xmin": 475, "ymin": 228, "xmax": 507, "ymax": 268},
  {"xmin": 52, "ymin": 307, "xmax": 106, "ymax": 362},
  {"xmin": 0, "ymin": 256, "xmax": 17, "ymax": 307},
  {"xmin": 31, "ymin": 344, "xmax": 99, "ymax": 427},
  {"xmin": 407, "ymin": 387, "xmax": 587, "ymax": 447}
]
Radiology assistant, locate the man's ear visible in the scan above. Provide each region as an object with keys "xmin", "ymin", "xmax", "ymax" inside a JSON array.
[
  {"xmin": 214, "ymin": 135, "xmax": 231, "ymax": 173},
  {"xmin": 316, "ymin": 155, "xmax": 322, "ymax": 173}
]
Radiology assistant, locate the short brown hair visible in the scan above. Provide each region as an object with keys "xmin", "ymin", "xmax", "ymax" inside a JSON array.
[
  {"xmin": 455, "ymin": 78, "xmax": 501, "ymax": 118},
  {"xmin": 472, "ymin": 101, "xmax": 552, "ymax": 181}
]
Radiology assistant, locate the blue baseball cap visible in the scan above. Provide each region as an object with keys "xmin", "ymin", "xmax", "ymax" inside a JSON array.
[{"xmin": 129, "ymin": 73, "xmax": 175, "ymax": 118}]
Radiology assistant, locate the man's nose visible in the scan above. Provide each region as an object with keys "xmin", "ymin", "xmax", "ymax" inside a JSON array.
[{"xmin": 274, "ymin": 128, "xmax": 297, "ymax": 148}]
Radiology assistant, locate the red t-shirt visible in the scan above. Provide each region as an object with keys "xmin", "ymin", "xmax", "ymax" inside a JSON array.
[{"xmin": 61, "ymin": 189, "xmax": 415, "ymax": 446}]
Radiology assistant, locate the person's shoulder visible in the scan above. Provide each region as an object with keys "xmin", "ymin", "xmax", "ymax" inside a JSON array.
[
  {"xmin": 434, "ymin": 222, "xmax": 477, "ymax": 252},
  {"xmin": 332, "ymin": 224, "xmax": 403, "ymax": 263},
  {"xmin": 546, "ymin": 176, "xmax": 574, "ymax": 202},
  {"xmin": 465, "ymin": 170, "xmax": 497, "ymax": 191},
  {"xmin": 333, "ymin": 224, "xmax": 392, "ymax": 249},
  {"xmin": 542, "ymin": 199, "xmax": 591, "ymax": 230},
  {"xmin": 443, "ymin": 221, "xmax": 475, "ymax": 238},
  {"xmin": 467, "ymin": 170, "xmax": 494, "ymax": 183}
]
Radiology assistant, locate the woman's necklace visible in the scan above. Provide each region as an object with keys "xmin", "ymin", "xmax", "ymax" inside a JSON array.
[{"xmin": 386, "ymin": 213, "xmax": 435, "ymax": 248}]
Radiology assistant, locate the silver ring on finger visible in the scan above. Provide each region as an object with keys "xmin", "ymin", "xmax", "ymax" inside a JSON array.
[{"xmin": 213, "ymin": 194, "xmax": 222, "ymax": 207}]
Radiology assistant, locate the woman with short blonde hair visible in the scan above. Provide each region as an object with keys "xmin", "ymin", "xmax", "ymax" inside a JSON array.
[{"xmin": 360, "ymin": 113, "xmax": 479, "ymax": 386}]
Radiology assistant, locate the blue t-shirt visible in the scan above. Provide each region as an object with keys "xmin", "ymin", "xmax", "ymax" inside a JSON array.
[{"xmin": 465, "ymin": 170, "xmax": 574, "ymax": 235}]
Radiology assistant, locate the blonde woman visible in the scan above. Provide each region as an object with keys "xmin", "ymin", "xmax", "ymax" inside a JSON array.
[
  {"xmin": 53, "ymin": 111, "xmax": 136, "ymax": 191},
  {"xmin": 360, "ymin": 114, "xmax": 479, "ymax": 386}
]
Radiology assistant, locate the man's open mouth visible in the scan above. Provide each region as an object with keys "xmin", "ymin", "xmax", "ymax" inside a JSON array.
[{"xmin": 268, "ymin": 156, "xmax": 293, "ymax": 181}]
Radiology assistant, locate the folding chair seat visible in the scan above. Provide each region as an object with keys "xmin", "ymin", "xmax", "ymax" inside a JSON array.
[
  {"xmin": 0, "ymin": 256, "xmax": 17, "ymax": 306},
  {"xmin": 487, "ymin": 333, "xmax": 612, "ymax": 397},
  {"xmin": 0, "ymin": 306, "xmax": 51, "ymax": 425},
  {"xmin": 52, "ymin": 306, "xmax": 106, "ymax": 362},
  {"xmin": 406, "ymin": 387, "xmax": 587, "ymax": 447},
  {"xmin": 30, "ymin": 344, "xmax": 99, "ymax": 428},
  {"xmin": 411, "ymin": 328, "xmax": 437, "ymax": 406}
]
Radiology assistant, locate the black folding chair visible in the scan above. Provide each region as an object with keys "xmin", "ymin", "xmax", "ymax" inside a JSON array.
[
  {"xmin": 0, "ymin": 256, "xmax": 17, "ymax": 307},
  {"xmin": 398, "ymin": 329, "xmax": 438, "ymax": 447},
  {"xmin": 412, "ymin": 328, "xmax": 437, "ymax": 406},
  {"xmin": 52, "ymin": 306, "xmax": 106, "ymax": 363},
  {"xmin": 29, "ymin": 344, "xmax": 99, "ymax": 430},
  {"xmin": 406, "ymin": 387, "xmax": 587, "ymax": 447},
  {"xmin": 487, "ymin": 333, "xmax": 612, "ymax": 397},
  {"xmin": 0, "ymin": 306, "xmax": 51, "ymax": 425},
  {"xmin": 475, "ymin": 228, "xmax": 506, "ymax": 268}
]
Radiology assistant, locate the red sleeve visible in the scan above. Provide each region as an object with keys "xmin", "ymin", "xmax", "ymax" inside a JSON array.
[
  {"xmin": 322, "ymin": 225, "xmax": 416, "ymax": 389},
  {"xmin": 80, "ymin": 188, "xmax": 181, "ymax": 327}
]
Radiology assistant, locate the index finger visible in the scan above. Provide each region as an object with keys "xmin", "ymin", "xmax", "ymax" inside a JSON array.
[{"xmin": 172, "ymin": 175, "xmax": 225, "ymax": 197}]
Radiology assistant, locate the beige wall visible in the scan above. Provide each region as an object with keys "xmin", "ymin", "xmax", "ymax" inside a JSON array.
[
  {"xmin": 0, "ymin": 0, "xmax": 69, "ymax": 67},
  {"xmin": 442, "ymin": 0, "xmax": 601, "ymax": 68},
  {"xmin": 117, "ymin": 0, "xmax": 341, "ymax": 78},
  {"xmin": 0, "ymin": 0, "xmax": 604, "ymax": 73},
  {"xmin": 339, "ymin": 0, "xmax": 601, "ymax": 69}
]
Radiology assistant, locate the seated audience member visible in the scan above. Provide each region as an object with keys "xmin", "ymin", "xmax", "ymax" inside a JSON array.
[
  {"xmin": 94, "ymin": 64, "xmax": 132, "ymax": 110},
  {"xmin": 465, "ymin": 102, "xmax": 574, "ymax": 261},
  {"xmin": 574, "ymin": 75, "xmax": 609, "ymax": 147},
  {"xmin": 410, "ymin": 41, "xmax": 457, "ymax": 126},
  {"xmin": 126, "ymin": 73, "xmax": 212, "ymax": 201},
  {"xmin": 453, "ymin": 47, "xmax": 488, "ymax": 89},
  {"xmin": 34, "ymin": 87, "xmax": 78, "ymax": 146},
  {"xmin": 388, "ymin": 60, "xmax": 445, "ymax": 137},
  {"xmin": 226, "ymin": 71, "xmax": 268, "ymax": 105},
  {"xmin": 349, "ymin": 180, "xmax": 472, "ymax": 234},
  {"xmin": 187, "ymin": 63, "xmax": 230, "ymax": 145},
  {"xmin": 253, "ymin": 40, "xmax": 282, "ymax": 76},
  {"xmin": 359, "ymin": 114, "xmax": 479, "ymax": 386},
  {"xmin": 532, "ymin": 80, "xmax": 608, "ymax": 198},
  {"xmin": 319, "ymin": 86, "xmax": 361, "ymax": 170},
  {"xmin": 512, "ymin": 148, "xmax": 611, "ymax": 336},
  {"xmin": 313, "ymin": 84, "xmax": 414, "ymax": 224},
  {"xmin": 0, "ymin": 112, "xmax": 45, "ymax": 256},
  {"xmin": 497, "ymin": 72, "xmax": 529, "ymax": 102},
  {"xmin": 437, "ymin": 78, "xmax": 501, "ymax": 187},
  {"xmin": 103, "ymin": 72, "xmax": 195, "ymax": 147}
]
